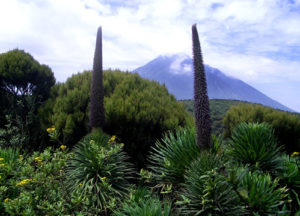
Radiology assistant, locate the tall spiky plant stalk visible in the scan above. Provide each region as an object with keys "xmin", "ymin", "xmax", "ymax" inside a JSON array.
[
  {"xmin": 192, "ymin": 24, "xmax": 211, "ymax": 149},
  {"xmin": 89, "ymin": 26, "xmax": 105, "ymax": 130}
]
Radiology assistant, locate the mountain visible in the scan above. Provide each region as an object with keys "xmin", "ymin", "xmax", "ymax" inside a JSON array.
[{"xmin": 133, "ymin": 54, "xmax": 293, "ymax": 112}]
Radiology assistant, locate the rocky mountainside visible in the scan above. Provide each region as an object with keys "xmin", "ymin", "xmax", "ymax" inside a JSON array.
[{"xmin": 133, "ymin": 54, "xmax": 293, "ymax": 112}]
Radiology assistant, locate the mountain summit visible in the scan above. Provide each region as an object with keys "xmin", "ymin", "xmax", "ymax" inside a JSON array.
[{"xmin": 134, "ymin": 54, "xmax": 293, "ymax": 112}]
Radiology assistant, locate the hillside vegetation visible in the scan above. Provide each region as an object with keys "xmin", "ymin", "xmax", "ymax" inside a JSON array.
[
  {"xmin": 180, "ymin": 99, "xmax": 245, "ymax": 134},
  {"xmin": 1, "ymin": 45, "xmax": 300, "ymax": 215},
  {"xmin": 39, "ymin": 70, "xmax": 192, "ymax": 167}
]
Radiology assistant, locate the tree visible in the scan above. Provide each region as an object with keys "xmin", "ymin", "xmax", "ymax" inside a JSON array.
[
  {"xmin": 0, "ymin": 49, "xmax": 55, "ymax": 101},
  {"xmin": 224, "ymin": 103, "xmax": 300, "ymax": 153},
  {"xmin": 39, "ymin": 70, "xmax": 193, "ymax": 168},
  {"xmin": 89, "ymin": 26, "xmax": 105, "ymax": 130},
  {"xmin": 192, "ymin": 24, "xmax": 211, "ymax": 149},
  {"xmin": 0, "ymin": 49, "xmax": 55, "ymax": 149}
]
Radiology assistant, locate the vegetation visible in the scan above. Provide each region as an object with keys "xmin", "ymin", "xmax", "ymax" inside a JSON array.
[
  {"xmin": 148, "ymin": 128, "xmax": 200, "ymax": 185},
  {"xmin": 0, "ymin": 49, "xmax": 55, "ymax": 150},
  {"xmin": 39, "ymin": 70, "xmax": 192, "ymax": 168},
  {"xmin": 90, "ymin": 26, "xmax": 105, "ymax": 130},
  {"xmin": 181, "ymin": 99, "xmax": 244, "ymax": 134},
  {"xmin": 229, "ymin": 122, "xmax": 283, "ymax": 172},
  {"xmin": 224, "ymin": 103, "xmax": 300, "ymax": 153},
  {"xmin": 114, "ymin": 188, "xmax": 172, "ymax": 216},
  {"xmin": 1, "ymin": 32, "xmax": 300, "ymax": 215},
  {"xmin": 66, "ymin": 130, "xmax": 134, "ymax": 214},
  {"xmin": 192, "ymin": 24, "xmax": 211, "ymax": 149}
]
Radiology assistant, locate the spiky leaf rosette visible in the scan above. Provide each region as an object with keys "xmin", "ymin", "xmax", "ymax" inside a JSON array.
[
  {"xmin": 276, "ymin": 154, "xmax": 300, "ymax": 213},
  {"xmin": 192, "ymin": 24, "xmax": 211, "ymax": 149},
  {"xmin": 114, "ymin": 187, "xmax": 172, "ymax": 216},
  {"xmin": 90, "ymin": 26, "xmax": 105, "ymax": 129},
  {"xmin": 148, "ymin": 128, "xmax": 200, "ymax": 185},
  {"xmin": 178, "ymin": 157, "xmax": 245, "ymax": 216},
  {"xmin": 229, "ymin": 122, "xmax": 283, "ymax": 172},
  {"xmin": 232, "ymin": 168, "xmax": 288, "ymax": 215},
  {"xmin": 66, "ymin": 133, "xmax": 134, "ymax": 212}
]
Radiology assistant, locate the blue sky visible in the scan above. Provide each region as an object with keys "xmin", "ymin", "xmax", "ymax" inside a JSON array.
[{"xmin": 0, "ymin": 0, "xmax": 300, "ymax": 112}]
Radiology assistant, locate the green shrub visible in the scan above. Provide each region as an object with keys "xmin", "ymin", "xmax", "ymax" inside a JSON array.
[
  {"xmin": 0, "ymin": 49, "xmax": 55, "ymax": 151},
  {"xmin": 233, "ymin": 168, "xmax": 288, "ymax": 215},
  {"xmin": 148, "ymin": 128, "xmax": 200, "ymax": 186},
  {"xmin": 178, "ymin": 167, "xmax": 244, "ymax": 215},
  {"xmin": 229, "ymin": 122, "xmax": 283, "ymax": 172},
  {"xmin": 39, "ymin": 70, "xmax": 192, "ymax": 168},
  {"xmin": 114, "ymin": 187, "xmax": 172, "ymax": 216},
  {"xmin": 277, "ymin": 154, "xmax": 300, "ymax": 213},
  {"xmin": 65, "ymin": 131, "xmax": 135, "ymax": 214},
  {"xmin": 224, "ymin": 103, "xmax": 300, "ymax": 153},
  {"xmin": 0, "ymin": 147, "xmax": 73, "ymax": 215}
]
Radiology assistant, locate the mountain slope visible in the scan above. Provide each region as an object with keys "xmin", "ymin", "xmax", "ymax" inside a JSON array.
[{"xmin": 134, "ymin": 54, "xmax": 293, "ymax": 112}]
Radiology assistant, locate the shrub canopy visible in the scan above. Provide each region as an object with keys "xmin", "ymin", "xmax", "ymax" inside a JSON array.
[
  {"xmin": 39, "ymin": 70, "xmax": 192, "ymax": 167},
  {"xmin": 223, "ymin": 103, "xmax": 300, "ymax": 153},
  {"xmin": 0, "ymin": 49, "xmax": 55, "ymax": 150}
]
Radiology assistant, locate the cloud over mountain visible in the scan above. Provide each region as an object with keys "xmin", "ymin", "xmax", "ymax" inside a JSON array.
[{"xmin": 134, "ymin": 54, "xmax": 294, "ymax": 112}]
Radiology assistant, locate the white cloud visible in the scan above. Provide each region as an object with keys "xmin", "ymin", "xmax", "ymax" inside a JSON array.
[{"xmin": 169, "ymin": 53, "xmax": 192, "ymax": 74}]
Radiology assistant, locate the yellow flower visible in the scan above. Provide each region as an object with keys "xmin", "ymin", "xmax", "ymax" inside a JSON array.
[
  {"xmin": 291, "ymin": 152, "xmax": 300, "ymax": 157},
  {"xmin": 0, "ymin": 158, "xmax": 4, "ymax": 161},
  {"xmin": 89, "ymin": 139, "xmax": 95, "ymax": 144},
  {"xmin": 4, "ymin": 198, "xmax": 9, "ymax": 203},
  {"xmin": 34, "ymin": 157, "xmax": 42, "ymax": 163},
  {"xmin": 108, "ymin": 135, "xmax": 116, "ymax": 143},
  {"xmin": 60, "ymin": 145, "xmax": 67, "ymax": 150},
  {"xmin": 16, "ymin": 179, "xmax": 32, "ymax": 187},
  {"xmin": 46, "ymin": 127, "xmax": 55, "ymax": 133}
]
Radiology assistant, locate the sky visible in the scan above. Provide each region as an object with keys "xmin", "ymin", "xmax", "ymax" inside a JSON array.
[{"xmin": 0, "ymin": 0, "xmax": 300, "ymax": 112}]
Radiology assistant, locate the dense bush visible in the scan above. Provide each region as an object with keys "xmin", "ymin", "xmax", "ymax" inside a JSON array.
[
  {"xmin": 229, "ymin": 122, "xmax": 283, "ymax": 172},
  {"xmin": 224, "ymin": 103, "xmax": 300, "ymax": 153},
  {"xmin": 231, "ymin": 168, "xmax": 288, "ymax": 215},
  {"xmin": 66, "ymin": 131, "xmax": 135, "ymax": 214},
  {"xmin": 148, "ymin": 128, "xmax": 200, "ymax": 186},
  {"xmin": 1, "ymin": 123, "xmax": 299, "ymax": 215},
  {"xmin": 276, "ymin": 155, "xmax": 300, "ymax": 213},
  {"xmin": 114, "ymin": 187, "xmax": 172, "ymax": 216},
  {"xmin": 0, "ymin": 49, "xmax": 55, "ymax": 150},
  {"xmin": 39, "ymin": 70, "xmax": 192, "ymax": 167},
  {"xmin": 178, "ymin": 168, "xmax": 244, "ymax": 215},
  {"xmin": 0, "ymin": 147, "xmax": 75, "ymax": 215}
]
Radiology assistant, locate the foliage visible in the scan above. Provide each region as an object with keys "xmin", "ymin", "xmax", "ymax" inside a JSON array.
[
  {"xmin": 39, "ymin": 71, "xmax": 91, "ymax": 145},
  {"xmin": 65, "ymin": 131, "xmax": 135, "ymax": 213},
  {"xmin": 192, "ymin": 24, "xmax": 211, "ymax": 149},
  {"xmin": 181, "ymin": 99, "xmax": 244, "ymax": 134},
  {"xmin": 39, "ymin": 70, "xmax": 192, "ymax": 167},
  {"xmin": 148, "ymin": 128, "xmax": 200, "ymax": 185},
  {"xmin": 277, "ymin": 154, "xmax": 300, "ymax": 213},
  {"xmin": 230, "ymin": 168, "xmax": 288, "ymax": 215},
  {"xmin": 0, "ymin": 49, "xmax": 55, "ymax": 150},
  {"xmin": 224, "ymin": 103, "xmax": 300, "ymax": 153},
  {"xmin": 178, "ymin": 167, "xmax": 244, "ymax": 215},
  {"xmin": 114, "ymin": 187, "xmax": 172, "ymax": 216},
  {"xmin": 229, "ymin": 122, "xmax": 283, "ymax": 172},
  {"xmin": 90, "ymin": 26, "xmax": 105, "ymax": 129},
  {"xmin": 0, "ymin": 115, "xmax": 27, "ymax": 149},
  {"xmin": 0, "ymin": 147, "xmax": 74, "ymax": 215},
  {"xmin": 0, "ymin": 49, "xmax": 55, "ymax": 100}
]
